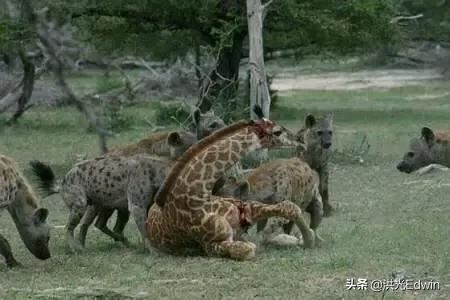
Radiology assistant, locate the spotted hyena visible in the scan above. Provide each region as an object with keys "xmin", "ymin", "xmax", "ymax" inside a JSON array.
[
  {"xmin": 31, "ymin": 154, "xmax": 172, "ymax": 251},
  {"xmin": 77, "ymin": 130, "xmax": 197, "ymax": 244},
  {"xmin": 191, "ymin": 108, "xmax": 226, "ymax": 140},
  {"xmin": 397, "ymin": 127, "xmax": 450, "ymax": 174},
  {"xmin": 0, "ymin": 155, "xmax": 50, "ymax": 268},
  {"xmin": 215, "ymin": 156, "xmax": 323, "ymax": 247},
  {"xmin": 296, "ymin": 113, "xmax": 334, "ymax": 216}
]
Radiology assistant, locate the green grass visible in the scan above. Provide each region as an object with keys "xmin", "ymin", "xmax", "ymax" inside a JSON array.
[{"xmin": 1, "ymin": 81, "xmax": 449, "ymax": 299}]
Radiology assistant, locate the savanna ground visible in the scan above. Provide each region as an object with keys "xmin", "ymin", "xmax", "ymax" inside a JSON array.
[{"xmin": 0, "ymin": 60, "xmax": 449, "ymax": 299}]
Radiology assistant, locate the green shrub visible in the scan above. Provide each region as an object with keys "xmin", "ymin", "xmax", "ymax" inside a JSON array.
[
  {"xmin": 153, "ymin": 102, "xmax": 191, "ymax": 126},
  {"xmin": 95, "ymin": 76, "xmax": 123, "ymax": 94}
]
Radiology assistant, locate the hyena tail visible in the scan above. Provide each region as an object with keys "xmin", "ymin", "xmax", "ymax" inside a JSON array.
[{"xmin": 29, "ymin": 160, "xmax": 61, "ymax": 196}]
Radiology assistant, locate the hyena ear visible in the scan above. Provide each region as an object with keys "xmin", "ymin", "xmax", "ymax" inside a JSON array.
[
  {"xmin": 325, "ymin": 112, "xmax": 334, "ymax": 124},
  {"xmin": 421, "ymin": 127, "xmax": 435, "ymax": 145},
  {"xmin": 167, "ymin": 132, "xmax": 182, "ymax": 146},
  {"xmin": 305, "ymin": 114, "xmax": 316, "ymax": 128},
  {"xmin": 252, "ymin": 105, "xmax": 265, "ymax": 120},
  {"xmin": 235, "ymin": 181, "xmax": 249, "ymax": 198},
  {"xmin": 33, "ymin": 208, "xmax": 49, "ymax": 224}
]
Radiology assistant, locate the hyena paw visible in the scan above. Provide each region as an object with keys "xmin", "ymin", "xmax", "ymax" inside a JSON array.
[{"xmin": 302, "ymin": 228, "xmax": 315, "ymax": 249}]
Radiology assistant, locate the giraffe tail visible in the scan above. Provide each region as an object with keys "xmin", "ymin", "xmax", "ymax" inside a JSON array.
[{"xmin": 29, "ymin": 160, "xmax": 61, "ymax": 196}]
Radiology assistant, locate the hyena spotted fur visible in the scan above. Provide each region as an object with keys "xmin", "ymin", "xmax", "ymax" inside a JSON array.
[
  {"xmin": 397, "ymin": 127, "xmax": 450, "ymax": 175},
  {"xmin": 31, "ymin": 154, "xmax": 173, "ymax": 252},
  {"xmin": 295, "ymin": 113, "xmax": 335, "ymax": 216},
  {"xmin": 31, "ymin": 131, "xmax": 197, "ymax": 250},
  {"xmin": 215, "ymin": 154, "xmax": 323, "ymax": 247},
  {"xmin": 0, "ymin": 155, "xmax": 50, "ymax": 268},
  {"xmin": 82, "ymin": 130, "xmax": 197, "ymax": 244}
]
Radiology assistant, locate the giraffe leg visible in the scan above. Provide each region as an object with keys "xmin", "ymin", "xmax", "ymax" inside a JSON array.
[
  {"xmin": 201, "ymin": 214, "xmax": 256, "ymax": 260},
  {"xmin": 77, "ymin": 205, "xmax": 99, "ymax": 247},
  {"xmin": 247, "ymin": 200, "xmax": 315, "ymax": 248},
  {"xmin": 203, "ymin": 240, "xmax": 256, "ymax": 260},
  {"xmin": 0, "ymin": 233, "xmax": 21, "ymax": 268}
]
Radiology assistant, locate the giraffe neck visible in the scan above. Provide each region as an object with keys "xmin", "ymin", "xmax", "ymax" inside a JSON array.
[{"xmin": 155, "ymin": 122, "xmax": 262, "ymax": 207}]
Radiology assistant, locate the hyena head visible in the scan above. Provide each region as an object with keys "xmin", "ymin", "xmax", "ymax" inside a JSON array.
[
  {"xmin": 397, "ymin": 127, "xmax": 445, "ymax": 173},
  {"xmin": 192, "ymin": 108, "xmax": 226, "ymax": 140},
  {"xmin": 301, "ymin": 113, "xmax": 334, "ymax": 151},
  {"xmin": 16, "ymin": 205, "xmax": 51, "ymax": 260},
  {"xmin": 213, "ymin": 176, "xmax": 249, "ymax": 199},
  {"xmin": 167, "ymin": 131, "xmax": 198, "ymax": 159}
]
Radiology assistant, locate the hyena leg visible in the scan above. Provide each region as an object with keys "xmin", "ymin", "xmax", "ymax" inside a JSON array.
[
  {"xmin": 127, "ymin": 186, "xmax": 154, "ymax": 250},
  {"xmin": 319, "ymin": 168, "xmax": 334, "ymax": 217},
  {"xmin": 63, "ymin": 192, "xmax": 87, "ymax": 252},
  {"xmin": 247, "ymin": 200, "xmax": 315, "ymax": 248},
  {"xmin": 77, "ymin": 204, "xmax": 99, "ymax": 247},
  {"xmin": 112, "ymin": 208, "xmax": 130, "ymax": 238},
  {"xmin": 306, "ymin": 197, "xmax": 325, "ymax": 246},
  {"xmin": 94, "ymin": 208, "xmax": 129, "ymax": 244},
  {"xmin": 0, "ymin": 233, "xmax": 21, "ymax": 268},
  {"xmin": 201, "ymin": 215, "xmax": 256, "ymax": 260}
]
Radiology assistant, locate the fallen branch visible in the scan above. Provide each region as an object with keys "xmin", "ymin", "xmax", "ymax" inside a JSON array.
[{"xmin": 390, "ymin": 14, "xmax": 423, "ymax": 24}]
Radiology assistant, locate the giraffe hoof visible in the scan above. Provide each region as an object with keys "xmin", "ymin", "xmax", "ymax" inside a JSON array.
[
  {"xmin": 230, "ymin": 241, "xmax": 256, "ymax": 260},
  {"xmin": 266, "ymin": 234, "xmax": 299, "ymax": 247}
]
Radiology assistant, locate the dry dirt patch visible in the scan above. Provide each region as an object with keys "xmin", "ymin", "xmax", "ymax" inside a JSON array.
[{"xmin": 272, "ymin": 68, "xmax": 443, "ymax": 91}]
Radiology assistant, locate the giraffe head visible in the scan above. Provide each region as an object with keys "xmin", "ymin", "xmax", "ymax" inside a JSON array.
[{"xmin": 250, "ymin": 105, "xmax": 298, "ymax": 149}]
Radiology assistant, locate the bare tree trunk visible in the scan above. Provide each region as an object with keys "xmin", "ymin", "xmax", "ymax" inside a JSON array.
[
  {"xmin": 247, "ymin": 0, "xmax": 272, "ymax": 120},
  {"xmin": 7, "ymin": 51, "xmax": 36, "ymax": 124},
  {"xmin": 246, "ymin": 0, "xmax": 272, "ymax": 162}
]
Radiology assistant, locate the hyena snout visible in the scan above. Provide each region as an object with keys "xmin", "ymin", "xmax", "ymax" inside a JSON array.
[
  {"xmin": 322, "ymin": 142, "xmax": 332, "ymax": 149},
  {"xmin": 28, "ymin": 241, "xmax": 51, "ymax": 260},
  {"xmin": 396, "ymin": 161, "xmax": 412, "ymax": 173}
]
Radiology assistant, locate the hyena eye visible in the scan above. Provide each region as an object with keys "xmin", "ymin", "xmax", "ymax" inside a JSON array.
[
  {"xmin": 328, "ymin": 131, "xmax": 333, "ymax": 136},
  {"xmin": 209, "ymin": 122, "xmax": 219, "ymax": 128},
  {"xmin": 317, "ymin": 131, "xmax": 323, "ymax": 136},
  {"xmin": 273, "ymin": 130, "xmax": 282, "ymax": 136},
  {"xmin": 407, "ymin": 152, "xmax": 415, "ymax": 158}
]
